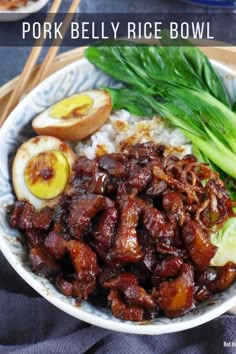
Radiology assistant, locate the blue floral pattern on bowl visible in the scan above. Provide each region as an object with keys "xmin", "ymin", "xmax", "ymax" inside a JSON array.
[{"xmin": 0, "ymin": 58, "xmax": 236, "ymax": 334}]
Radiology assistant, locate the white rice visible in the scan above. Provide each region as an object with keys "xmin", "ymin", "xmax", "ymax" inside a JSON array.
[{"xmin": 75, "ymin": 110, "xmax": 192, "ymax": 159}]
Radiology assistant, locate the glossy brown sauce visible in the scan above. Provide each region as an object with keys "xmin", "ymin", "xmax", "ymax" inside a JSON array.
[{"xmin": 8, "ymin": 142, "xmax": 236, "ymax": 321}]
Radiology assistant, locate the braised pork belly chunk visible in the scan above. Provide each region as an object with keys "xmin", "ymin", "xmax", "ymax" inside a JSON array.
[{"xmin": 8, "ymin": 142, "xmax": 236, "ymax": 321}]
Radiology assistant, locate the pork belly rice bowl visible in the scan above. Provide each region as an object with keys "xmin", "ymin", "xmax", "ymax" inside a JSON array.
[{"xmin": 1, "ymin": 43, "xmax": 236, "ymax": 334}]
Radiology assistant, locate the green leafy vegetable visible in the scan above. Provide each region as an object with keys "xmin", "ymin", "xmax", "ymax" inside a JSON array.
[
  {"xmin": 159, "ymin": 32, "xmax": 231, "ymax": 107},
  {"xmin": 86, "ymin": 40, "xmax": 231, "ymax": 107},
  {"xmin": 211, "ymin": 218, "xmax": 236, "ymax": 266},
  {"xmin": 232, "ymin": 100, "xmax": 236, "ymax": 113},
  {"xmin": 85, "ymin": 41, "xmax": 236, "ymax": 184},
  {"xmin": 105, "ymin": 87, "xmax": 236, "ymax": 179}
]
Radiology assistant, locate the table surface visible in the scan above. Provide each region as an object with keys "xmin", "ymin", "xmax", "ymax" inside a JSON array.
[{"xmin": 0, "ymin": 0, "xmax": 231, "ymax": 86}]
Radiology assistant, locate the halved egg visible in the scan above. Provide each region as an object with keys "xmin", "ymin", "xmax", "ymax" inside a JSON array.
[
  {"xmin": 12, "ymin": 136, "xmax": 75, "ymax": 209},
  {"xmin": 32, "ymin": 89, "xmax": 112, "ymax": 141}
]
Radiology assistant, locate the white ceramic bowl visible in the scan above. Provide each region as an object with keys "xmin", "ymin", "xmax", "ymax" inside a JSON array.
[
  {"xmin": 0, "ymin": 57, "xmax": 236, "ymax": 335},
  {"xmin": 0, "ymin": 0, "xmax": 49, "ymax": 21}
]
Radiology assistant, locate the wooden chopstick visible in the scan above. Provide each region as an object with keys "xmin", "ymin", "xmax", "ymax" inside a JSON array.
[
  {"xmin": 0, "ymin": 0, "xmax": 63, "ymax": 126},
  {"xmin": 31, "ymin": 0, "xmax": 81, "ymax": 87}
]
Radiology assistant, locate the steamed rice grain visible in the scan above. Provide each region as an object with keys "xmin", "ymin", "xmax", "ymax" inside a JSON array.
[{"xmin": 75, "ymin": 110, "xmax": 192, "ymax": 159}]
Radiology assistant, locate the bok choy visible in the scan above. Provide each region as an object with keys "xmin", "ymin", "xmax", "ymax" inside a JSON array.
[
  {"xmin": 211, "ymin": 218, "xmax": 236, "ymax": 266},
  {"xmin": 85, "ymin": 40, "xmax": 236, "ymax": 187}
]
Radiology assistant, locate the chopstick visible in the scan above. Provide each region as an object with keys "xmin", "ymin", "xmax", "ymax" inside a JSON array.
[
  {"xmin": 31, "ymin": 0, "xmax": 81, "ymax": 87},
  {"xmin": 0, "ymin": 0, "xmax": 81, "ymax": 127},
  {"xmin": 0, "ymin": 0, "xmax": 63, "ymax": 126}
]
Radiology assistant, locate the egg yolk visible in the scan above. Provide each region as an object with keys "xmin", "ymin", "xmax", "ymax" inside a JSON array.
[
  {"xmin": 24, "ymin": 150, "xmax": 70, "ymax": 200},
  {"xmin": 50, "ymin": 95, "xmax": 93, "ymax": 119}
]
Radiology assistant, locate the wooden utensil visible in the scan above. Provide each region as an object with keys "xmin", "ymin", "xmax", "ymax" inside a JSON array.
[{"xmin": 0, "ymin": 0, "xmax": 81, "ymax": 127}]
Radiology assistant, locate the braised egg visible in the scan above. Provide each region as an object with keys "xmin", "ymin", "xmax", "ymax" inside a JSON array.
[
  {"xmin": 32, "ymin": 89, "xmax": 112, "ymax": 141},
  {"xmin": 12, "ymin": 136, "xmax": 75, "ymax": 209}
]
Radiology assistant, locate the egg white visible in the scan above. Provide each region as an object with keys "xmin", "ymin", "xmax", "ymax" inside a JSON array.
[
  {"xmin": 32, "ymin": 89, "xmax": 112, "ymax": 141},
  {"xmin": 34, "ymin": 90, "xmax": 106, "ymax": 126},
  {"xmin": 12, "ymin": 136, "xmax": 75, "ymax": 209}
]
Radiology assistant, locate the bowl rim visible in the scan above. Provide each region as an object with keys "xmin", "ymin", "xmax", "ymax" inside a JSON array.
[{"xmin": 0, "ymin": 57, "xmax": 236, "ymax": 335}]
